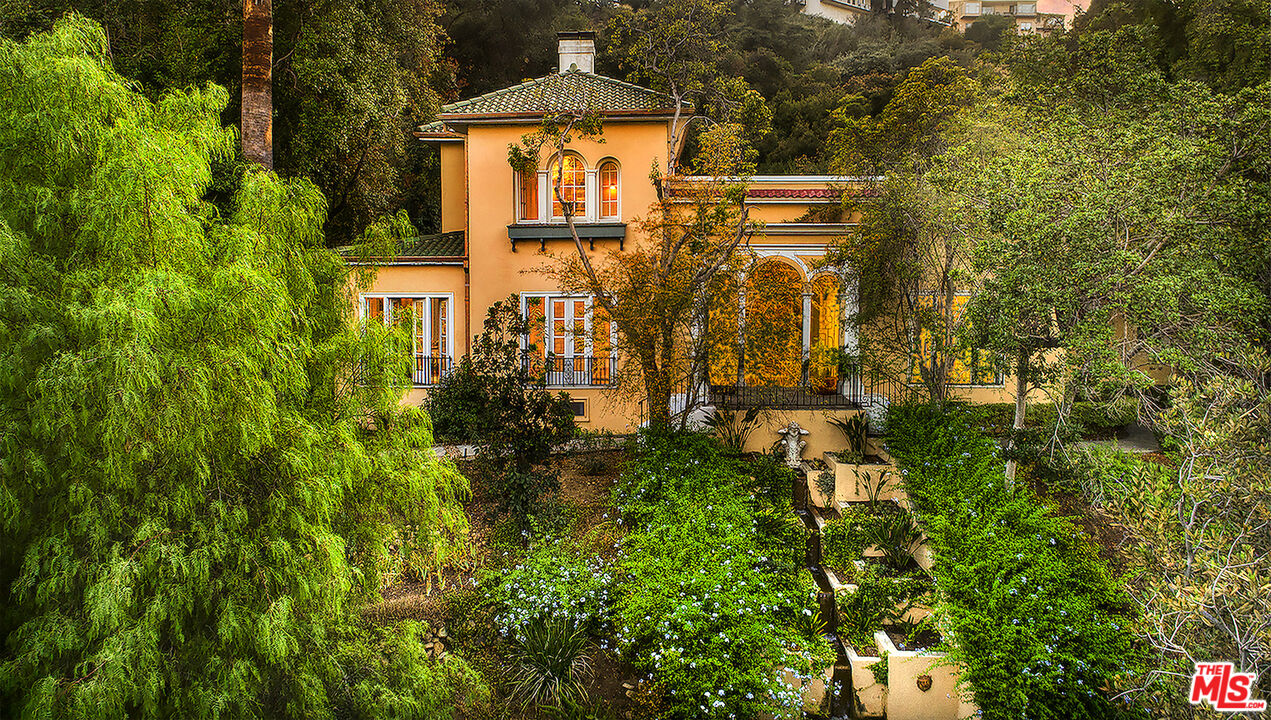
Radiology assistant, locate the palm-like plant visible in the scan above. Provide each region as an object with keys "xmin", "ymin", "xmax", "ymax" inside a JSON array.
[
  {"xmin": 864, "ymin": 512, "xmax": 922, "ymax": 571},
  {"xmin": 508, "ymin": 619, "xmax": 593, "ymax": 709},
  {"xmin": 704, "ymin": 406, "xmax": 763, "ymax": 453}
]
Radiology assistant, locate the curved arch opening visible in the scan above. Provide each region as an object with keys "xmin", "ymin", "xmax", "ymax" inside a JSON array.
[{"xmin": 744, "ymin": 259, "xmax": 803, "ymax": 387}]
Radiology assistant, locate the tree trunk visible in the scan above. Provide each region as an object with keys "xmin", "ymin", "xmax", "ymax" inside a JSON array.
[
  {"xmin": 242, "ymin": 0, "xmax": 273, "ymax": 169},
  {"xmin": 1004, "ymin": 348, "xmax": 1029, "ymax": 486},
  {"xmin": 645, "ymin": 365, "xmax": 671, "ymax": 430}
]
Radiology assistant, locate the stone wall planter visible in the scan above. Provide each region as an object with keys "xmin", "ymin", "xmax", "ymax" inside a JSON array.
[
  {"xmin": 874, "ymin": 631, "xmax": 979, "ymax": 720},
  {"xmin": 843, "ymin": 639, "xmax": 887, "ymax": 718},
  {"xmin": 823, "ymin": 452, "xmax": 904, "ymax": 506},
  {"xmin": 778, "ymin": 656, "xmax": 835, "ymax": 715}
]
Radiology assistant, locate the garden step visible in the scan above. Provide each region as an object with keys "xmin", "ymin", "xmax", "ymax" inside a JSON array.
[{"xmin": 808, "ymin": 506, "xmax": 830, "ymax": 531}]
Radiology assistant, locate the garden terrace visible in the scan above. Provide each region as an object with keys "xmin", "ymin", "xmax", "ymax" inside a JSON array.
[{"xmin": 887, "ymin": 404, "xmax": 1141, "ymax": 719}]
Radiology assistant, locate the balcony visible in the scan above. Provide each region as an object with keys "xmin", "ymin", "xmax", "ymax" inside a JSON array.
[
  {"xmin": 525, "ymin": 354, "xmax": 619, "ymax": 387},
  {"xmin": 413, "ymin": 355, "xmax": 454, "ymax": 387},
  {"xmin": 708, "ymin": 373, "xmax": 908, "ymax": 410},
  {"xmin": 507, "ymin": 222, "xmax": 626, "ymax": 252}
]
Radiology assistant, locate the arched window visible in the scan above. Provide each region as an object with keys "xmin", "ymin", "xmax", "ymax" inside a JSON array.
[
  {"xmin": 809, "ymin": 274, "xmax": 842, "ymax": 387},
  {"xmin": 599, "ymin": 160, "xmax": 619, "ymax": 219},
  {"xmin": 518, "ymin": 166, "xmax": 538, "ymax": 221},
  {"xmin": 744, "ymin": 260, "xmax": 804, "ymax": 387},
  {"xmin": 551, "ymin": 154, "xmax": 586, "ymax": 218}
]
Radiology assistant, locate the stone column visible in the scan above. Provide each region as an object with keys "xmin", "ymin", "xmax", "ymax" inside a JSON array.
[
  {"xmin": 801, "ymin": 290, "xmax": 813, "ymax": 385},
  {"xmin": 737, "ymin": 273, "xmax": 747, "ymax": 387}
]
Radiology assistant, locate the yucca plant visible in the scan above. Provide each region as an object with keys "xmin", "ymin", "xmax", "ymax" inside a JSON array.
[
  {"xmin": 704, "ymin": 406, "xmax": 763, "ymax": 453},
  {"xmin": 864, "ymin": 512, "xmax": 922, "ymax": 571},
  {"xmin": 508, "ymin": 619, "xmax": 593, "ymax": 709}
]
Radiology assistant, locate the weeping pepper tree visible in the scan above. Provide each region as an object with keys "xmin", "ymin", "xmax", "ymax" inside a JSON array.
[{"xmin": 0, "ymin": 17, "xmax": 484, "ymax": 719}]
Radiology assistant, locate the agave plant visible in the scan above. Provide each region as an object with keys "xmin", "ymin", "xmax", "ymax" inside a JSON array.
[
  {"xmin": 828, "ymin": 413, "xmax": 868, "ymax": 461},
  {"xmin": 508, "ymin": 619, "xmax": 593, "ymax": 709},
  {"xmin": 860, "ymin": 469, "xmax": 893, "ymax": 512}
]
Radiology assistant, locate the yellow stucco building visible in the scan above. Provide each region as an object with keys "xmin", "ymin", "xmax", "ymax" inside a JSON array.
[{"xmin": 350, "ymin": 32, "xmax": 1018, "ymax": 447}]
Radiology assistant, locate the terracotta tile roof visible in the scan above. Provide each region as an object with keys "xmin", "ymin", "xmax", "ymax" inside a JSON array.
[
  {"xmin": 424, "ymin": 70, "xmax": 680, "ymax": 126},
  {"xmin": 401, "ymin": 231, "xmax": 465, "ymax": 257},
  {"xmin": 337, "ymin": 231, "xmax": 465, "ymax": 261}
]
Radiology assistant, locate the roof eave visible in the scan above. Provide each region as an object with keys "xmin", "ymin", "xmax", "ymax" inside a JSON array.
[{"xmin": 437, "ymin": 109, "xmax": 680, "ymax": 124}]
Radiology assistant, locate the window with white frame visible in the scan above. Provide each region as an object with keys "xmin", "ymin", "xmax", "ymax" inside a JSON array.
[
  {"xmin": 515, "ymin": 155, "xmax": 620, "ymax": 224},
  {"xmin": 521, "ymin": 294, "xmax": 617, "ymax": 386},
  {"xmin": 361, "ymin": 294, "xmax": 454, "ymax": 386}
]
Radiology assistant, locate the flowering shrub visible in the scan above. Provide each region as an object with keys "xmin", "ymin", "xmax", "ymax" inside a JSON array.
[
  {"xmin": 611, "ymin": 431, "xmax": 834, "ymax": 719},
  {"xmin": 486, "ymin": 535, "xmax": 613, "ymax": 643},
  {"xmin": 887, "ymin": 404, "xmax": 1142, "ymax": 720}
]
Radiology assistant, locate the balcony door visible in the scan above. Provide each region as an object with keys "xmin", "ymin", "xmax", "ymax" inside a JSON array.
[
  {"xmin": 548, "ymin": 297, "xmax": 589, "ymax": 382},
  {"xmin": 365, "ymin": 295, "xmax": 452, "ymax": 386}
]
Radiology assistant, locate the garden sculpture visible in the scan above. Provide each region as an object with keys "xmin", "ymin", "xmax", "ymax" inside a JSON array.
[{"xmin": 776, "ymin": 421, "xmax": 809, "ymax": 468}]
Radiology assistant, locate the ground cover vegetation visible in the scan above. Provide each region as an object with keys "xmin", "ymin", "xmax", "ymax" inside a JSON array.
[
  {"xmin": 888, "ymin": 404, "xmax": 1142, "ymax": 719},
  {"xmin": 424, "ymin": 431, "xmax": 834, "ymax": 718},
  {"xmin": 608, "ymin": 431, "xmax": 834, "ymax": 719},
  {"xmin": 0, "ymin": 17, "xmax": 484, "ymax": 718}
]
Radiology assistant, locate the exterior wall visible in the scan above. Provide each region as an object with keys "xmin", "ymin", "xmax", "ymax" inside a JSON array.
[
  {"xmin": 454, "ymin": 120, "xmax": 675, "ymax": 433},
  {"xmin": 801, "ymin": 0, "xmax": 872, "ymax": 24},
  {"xmin": 877, "ymin": 631, "xmax": 979, "ymax": 720},
  {"xmin": 740, "ymin": 408, "xmax": 861, "ymax": 460},
  {"xmin": 462, "ymin": 121, "xmax": 671, "ymax": 329},
  {"xmin": 951, "ymin": 0, "xmax": 1086, "ymax": 31},
  {"xmin": 439, "ymin": 143, "xmax": 466, "ymax": 233}
]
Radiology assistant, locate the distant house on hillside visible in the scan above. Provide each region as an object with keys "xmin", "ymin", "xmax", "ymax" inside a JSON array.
[
  {"xmin": 348, "ymin": 32, "xmax": 1020, "ymax": 452},
  {"xmin": 949, "ymin": 0, "xmax": 1087, "ymax": 32},
  {"xmin": 797, "ymin": 0, "xmax": 953, "ymax": 26}
]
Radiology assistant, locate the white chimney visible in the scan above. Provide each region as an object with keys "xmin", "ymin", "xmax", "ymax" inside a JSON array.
[{"xmin": 558, "ymin": 31, "xmax": 596, "ymax": 73}]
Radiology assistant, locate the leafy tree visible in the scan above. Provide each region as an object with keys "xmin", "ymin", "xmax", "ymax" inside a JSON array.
[
  {"xmin": 428, "ymin": 296, "xmax": 576, "ymax": 521},
  {"xmin": 0, "ymin": 0, "xmax": 449, "ymax": 246},
  {"xmin": 0, "ymin": 17, "xmax": 484, "ymax": 717},
  {"xmin": 964, "ymin": 29, "xmax": 1270, "ymax": 481},
  {"xmin": 1077, "ymin": 0, "xmax": 1271, "ymax": 93},
  {"xmin": 964, "ymin": 14, "xmax": 1013, "ymax": 51},
  {"xmin": 824, "ymin": 57, "xmax": 981, "ymax": 403},
  {"xmin": 1078, "ymin": 359, "xmax": 1271, "ymax": 717},
  {"xmin": 440, "ymin": 0, "xmax": 615, "ymax": 96}
]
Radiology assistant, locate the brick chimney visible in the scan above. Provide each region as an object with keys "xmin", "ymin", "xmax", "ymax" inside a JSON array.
[{"xmin": 557, "ymin": 31, "xmax": 596, "ymax": 73}]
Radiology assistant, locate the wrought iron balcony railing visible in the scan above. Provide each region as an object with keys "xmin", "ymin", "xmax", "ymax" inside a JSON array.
[
  {"xmin": 523, "ymin": 354, "xmax": 619, "ymax": 387},
  {"xmin": 412, "ymin": 355, "xmax": 454, "ymax": 387}
]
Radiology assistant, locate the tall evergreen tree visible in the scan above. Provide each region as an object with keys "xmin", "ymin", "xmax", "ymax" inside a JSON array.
[{"xmin": 0, "ymin": 16, "xmax": 484, "ymax": 718}]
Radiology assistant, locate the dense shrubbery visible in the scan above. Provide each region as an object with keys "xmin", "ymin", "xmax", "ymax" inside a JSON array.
[
  {"xmin": 487, "ymin": 534, "xmax": 614, "ymax": 643},
  {"xmin": 836, "ymin": 567, "xmax": 933, "ymax": 651},
  {"xmin": 963, "ymin": 399, "xmax": 1138, "ymax": 439},
  {"xmin": 821, "ymin": 506, "xmax": 880, "ymax": 570},
  {"xmin": 611, "ymin": 431, "xmax": 833, "ymax": 719},
  {"xmin": 887, "ymin": 404, "xmax": 1142, "ymax": 720},
  {"xmin": 427, "ymin": 296, "xmax": 575, "ymax": 521}
]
